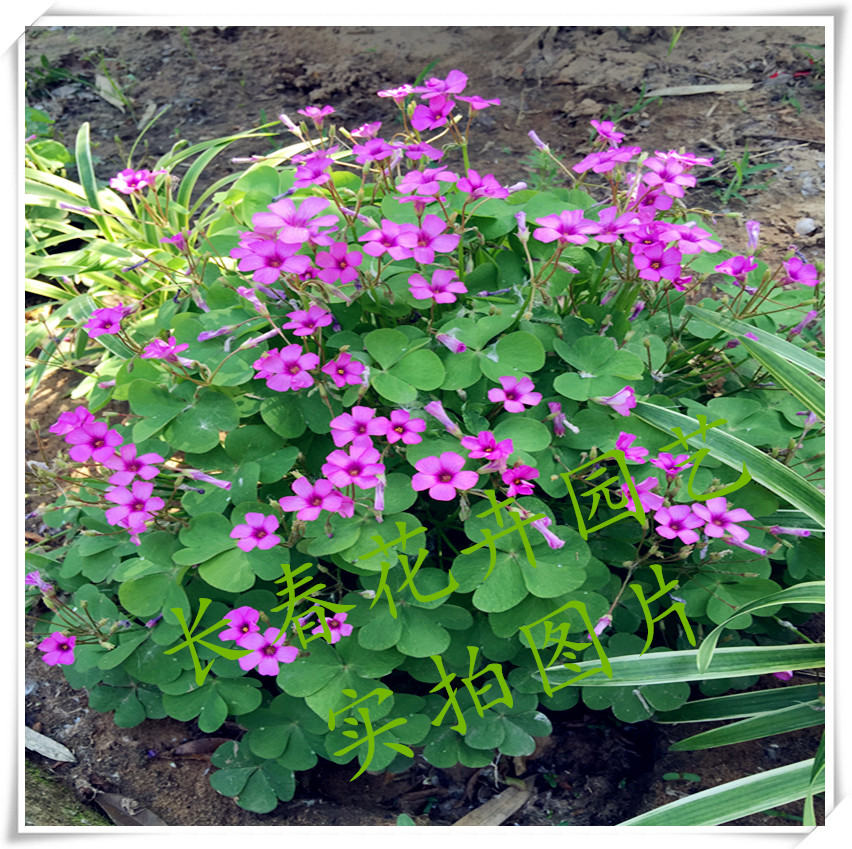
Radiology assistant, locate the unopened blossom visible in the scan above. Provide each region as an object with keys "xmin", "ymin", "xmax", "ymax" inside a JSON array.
[
  {"xmin": 796, "ymin": 411, "xmax": 820, "ymax": 428},
  {"xmin": 533, "ymin": 209, "xmax": 600, "ymax": 245},
  {"xmin": 408, "ymin": 269, "xmax": 467, "ymax": 304},
  {"xmin": 397, "ymin": 214, "xmax": 460, "ymax": 264},
  {"xmin": 715, "ymin": 255, "xmax": 758, "ymax": 283},
  {"xmin": 37, "ymin": 632, "xmax": 76, "ymax": 666},
  {"xmin": 352, "ymin": 137, "xmax": 397, "ymax": 164},
  {"xmin": 102, "ymin": 443, "xmax": 163, "ymax": 486},
  {"xmin": 238, "ymin": 627, "xmax": 298, "ymax": 676},
  {"xmin": 528, "ymin": 130, "xmax": 549, "ymax": 151},
  {"xmin": 769, "ymin": 526, "xmax": 811, "ymax": 538},
  {"xmin": 160, "ymin": 231, "xmax": 189, "ymax": 252},
  {"xmin": 423, "ymin": 400, "xmax": 463, "ymax": 438},
  {"xmin": 460, "ymin": 430, "xmax": 514, "ymax": 462},
  {"xmin": 297, "ymin": 104, "xmax": 335, "ymax": 128},
  {"xmin": 234, "ymin": 238, "xmax": 311, "ymax": 285},
  {"xmin": 307, "ymin": 611, "xmax": 353, "ymax": 645},
  {"xmin": 620, "ymin": 476, "xmax": 665, "ymax": 513},
  {"xmin": 596, "ymin": 386, "xmax": 636, "ymax": 417},
  {"xmin": 109, "ymin": 168, "xmax": 166, "ymax": 194},
  {"xmin": 547, "ymin": 402, "xmax": 579, "ymax": 437},
  {"xmin": 25, "ymin": 571, "xmax": 53, "ymax": 593},
  {"xmin": 746, "ymin": 220, "xmax": 761, "ymax": 251},
  {"xmin": 573, "ymin": 146, "xmax": 641, "ymax": 174},
  {"xmin": 411, "ymin": 96, "xmax": 455, "ymax": 131},
  {"xmin": 218, "ymin": 606, "xmax": 261, "ymax": 645},
  {"xmin": 141, "ymin": 336, "xmax": 191, "ymax": 364},
  {"xmin": 615, "ymin": 432, "xmax": 648, "ymax": 464},
  {"xmin": 629, "ymin": 301, "xmax": 646, "ymax": 321},
  {"xmin": 315, "ymin": 242, "xmax": 363, "ymax": 285},
  {"xmin": 369, "ymin": 410, "xmax": 419, "ymax": 447},
  {"xmin": 790, "ymin": 310, "xmax": 819, "ymax": 335},
  {"xmin": 50, "ymin": 406, "xmax": 95, "ymax": 436},
  {"xmin": 104, "ymin": 480, "xmax": 164, "ymax": 528},
  {"xmin": 252, "ymin": 345, "xmax": 319, "ymax": 392},
  {"xmin": 590, "ymin": 119, "xmax": 625, "ymax": 145},
  {"xmin": 252, "ymin": 196, "xmax": 339, "ymax": 244},
  {"xmin": 691, "ymin": 497, "xmax": 754, "ymax": 542},
  {"xmin": 412, "ymin": 452, "xmax": 478, "ymax": 501},
  {"xmin": 488, "ymin": 376, "xmax": 542, "ymax": 413},
  {"xmin": 456, "ymin": 169, "xmax": 509, "ymax": 200},
  {"xmin": 184, "ymin": 469, "xmax": 232, "ymax": 491},
  {"xmin": 282, "ymin": 305, "xmax": 333, "ymax": 336},
  {"xmin": 654, "ymin": 505, "xmax": 705, "ymax": 545},
  {"xmin": 322, "ymin": 442, "xmax": 385, "ymax": 490},
  {"xmin": 724, "ymin": 536, "xmax": 767, "ymax": 556},
  {"xmin": 330, "ymin": 406, "xmax": 390, "ymax": 447},
  {"xmin": 230, "ymin": 512, "xmax": 281, "ymax": 552},
  {"xmin": 65, "ymin": 421, "xmax": 124, "ymax": 463},
  {"xmin": 321, "ymin": 352, "xmax": 367, "ymax": 388},
  {"xmin": 502, "ymin": 464, "xmax": 539, "ymax": 497},
  {"xmin": 457, "ymin": 94, "xmax": 501, "ymax": 111},
  {"xmin": 436, "ymin": 332, "xmax": 467, "ymax": 353},
  {"xmin": 84, "ymin": 304, "xmax": 129, "ymax": 338},
  {"xmin": 650, "ymin": 452, "xmax": 693, "ymax": 479},
  {"xmin": 593, "ymin": 615, "xmax": 613, "ymax": 636},
  {"xmin": 783, "ymin": 257, "xmax": 819, "ymax": 287},
  {"xmin": 279, "ymin": 477, "xmax": 344, "ymax": 521},
  {"xmin": 773, "ymin": 671, "xmax": 794, "ymax": 682},
  {"xmin": 530, "ymin": 515, "xmax": 565, "ymax": 550}
]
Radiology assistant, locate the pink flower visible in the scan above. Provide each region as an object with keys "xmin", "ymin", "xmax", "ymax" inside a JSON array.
[
  {"xmin": 84, "ymin": 304, "xmax": 130, "ymax": 337},
  {"xmin": 219, "ymin": 606, "xmax": 261, "ymax": 645},
  {"xmin": 591, "ymin": 206, "xmax": 641, "ymax": 243},
  {"xmin": 641, "ymin": 156, "xmax": 696, "ymax": 198},
  {"xmin": 351, "ymin": 137, "xmax": 397, "ymax": 164},
  {"xmin": 715, "ymin": 255, "xmax": 758, "ymax": 283},
  {"xmin": 183, "ymin": 469, "xmax": 232, "ymax": 491},
  {"xmin": 615, "ymin": 432, "xmax": 648, "ymax": 463},
  {"xmin": 783, "ymin": 257, "xmax": 819, "ymax": 287},
  {"xmin": 596, "ymin": 386, "xmax": 636, "ymax": 417},
  {"xmin": 160, "ymin": 231, "xmax": 189, "ymax": 252},
  {"xmin": 397, "ymin": 214, "xmax": 460, "ymax": 264},
  {"xmin": 690, "ymin": 497, "xmax": 754, "ymax": 542},
  {"xmin": 488, "ymin": 376, "xmax": 542, "ymax": 413},
  {"xmin": 456, "ymin": 169, "xmax": 509, "ymax": 200},
  {"xmin": 533, "ymin": 209, "xmax": 600, "ymax": 245},
  {"xmin": 457, "ymin": 94, "xmax": 501, "ymax": 111},
  {"xmin": 252, "ymin": 197, "xmax": 339, "ymax": 244},
  {"xmin": 321, "ymin": 352, "xmax": 366, "ymax": 388},
  {"xmin": 411, "ymin": 96, "xmax": 455, "ymax": 131},
  {"xmin": 460, "ymin": 430, "xmax": 514, "ymax": 462},
  {"xmin": 279, "ymin": 478, "xmax": 343, "ymax": 521},
  {"xmin": 593, "ymin": 615, "xmax": 613, "ymax": 636},
  {"xmin": 530, "ymin": 516, "xmax": 565, "ymax": 550},
  {"xmin": 650, "ymin": 452, "xmax": 693, "ymax": 479},
  {"xmin": 238, "ymin": 627, "xmax": 298, "ymax": 675},
  {"xmin": 101, "ymin": 443, "xmax": 163, "ymax": 486},
  {"xmin": 37, "ymin": 632, "xmax": 76, "ymax": 666},
  {"xmin": 377, "ymin": 84, "xmax": 414, "ymax": 104},
  {"xmin": 360, "ymin": 220, "xmax": 417, "ymax": 260},
  {"xmin": 769, "ymin": 526, "xmax": 811, "ymax": 538},
  {"xmin": 620, "ymin": 476, "xmax": 665, "ymax": 513},
  {"xmin": 309, "ymin": 611, "xmax": 353, "ymax": 645},
  {"xmin": 252, "ymin": 345, "xmax": 319, "ymax": 392},
  {"xmin": 330, "ymin": 406, "xmax": 389, "ymax": 447},
  {"xmin": 502, "ymin": 464, "xmax": 539, "ymax": 497},
  {"xmin": 385, "ymin": 410, "xmax": 426, "ymax": 445},
  {"xmin": 397, "ymin": 167, "xmax": 458, "ymax": 197},
  {"xmin": 590, "ymin": 119, "xmax": 625, "ymax": 145},
  {"xmin": 282, "ymin": 305, "xmax": 333, "ymax": 336},
  {"xmin": 725, "ymin": 536, "xmax": 767, "ymax": 556},
  {"xmin": 424, "ymin": 400, "xmax": 463, "ymax": 438},
  {"xmin": 65, "ymin": 421, "xmax": 124, "ymax": 463},
  {"xmin": 547, "ymin": 402, "xmax": 579, "ymax": 437},
  {"xmin": 412, "ymin": 452, "xmax": 478, "ymax": 501},
  {"xmin": 322, "ymin": 442, "xmax": 385, "ymax": 490},
  {"xmin": 408, "ymin": 269, "xmax": 467, "ymax": 304},
  {"xmin": 315, "ymin": 242, "xmax": 363, "ymax": 286},
  {"xmin": 297, "ymin": 104, "xmax": 335, "ymax": 128},
  {"xmin": 435, "ymin": 332, "xmax": 467, "ymax": 353},
  {"xmin": 573, "ymin": 146, "xmax": 641, "ymax": 174},
  {"xmin": 50, "ymin": 407, "xmax": 95, "ymax": 436},
  {"xmin": 25, "ymin": 571, "xmax": 53, "ymax": 593},
  {"xmin": 350, "ymin": 121, "xmax": 382, "ymax": 139},
  {"xmin": 104, "ymin": 480, "xmax": 164, "ymax": 528},
  {"xmin": 633, "ymin": 243, "xmax": 682, "ymax": 282},
  {"xmin": 234, "ymin": 239, "xmax": 311, "ymax": 286},
  {"xmin": 230, "ymin": 512, "xmax": 281, "ymax": 552},
  {"xmin": 414, "ymin": 70, "xmax": 468, "ymax": 98},
  {"xmin": 109, "ymin": 168, "xmax": 165, "ymax": 194},
  {"xmin": 654, "ymin": 505, "xmax": 705, "ymax": 545},
  {"xmin": 773, "ymin": 671, "xmax": 794, "ymax": 682},
  {"xmin": 141, "ymin": 336, "xmax": 190, "ymax": 364},
  {"xmin": 660, "ymin": 223, "xmax": 721, "ymax": 255}
]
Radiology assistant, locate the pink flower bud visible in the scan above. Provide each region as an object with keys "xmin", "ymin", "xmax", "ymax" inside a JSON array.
[
  {"xmin": 436, "ymin": 333, "xmax": 467, "ymax": 354},
  {"xmin": 424, "ymin": 400, "xmax": 463, "ymax": 438},
  {"xmin": 769, "ymin": 526, "xmax": 811, "ymax": 538}
]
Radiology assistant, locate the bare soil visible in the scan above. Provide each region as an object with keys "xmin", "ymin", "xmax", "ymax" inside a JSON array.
[{"xmin": 24, "ymin": 24, "xmax": 825, "ymax": 828}]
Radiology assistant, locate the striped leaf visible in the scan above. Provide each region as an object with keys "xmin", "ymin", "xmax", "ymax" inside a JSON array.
[
  {"xmin": 618, "ymin": 759, "xmax": 823, "ymax": 826},
  {"xmin": 633, "ymin": 401, "xmax": 825, "ymax": 526},
  {"xmin": 654, "ymin": 684, "xmax": 823, "ymax": 723}
]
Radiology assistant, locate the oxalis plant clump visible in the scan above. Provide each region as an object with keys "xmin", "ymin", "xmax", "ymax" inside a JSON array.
[{"xmin": 25, "ymin": 69, "xmax": 826, "ymax": 826}]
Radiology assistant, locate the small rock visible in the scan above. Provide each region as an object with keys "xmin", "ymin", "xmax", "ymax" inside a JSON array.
[{"xmin": 795, "ymin": 218, "xmax": 817, "ymax": 236}]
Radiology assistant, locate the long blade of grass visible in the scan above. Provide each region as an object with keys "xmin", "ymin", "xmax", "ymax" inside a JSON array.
[
  {"xmin": 684, "ymin": 304, "xmax": 825, "ymax": 377},
  {"xmin": 654, "ymin": 684, "xmax": 823, "ymax": 723},
  {"xmin": 618, "ymin": 759, "xmax": 823, "ymax": 826},
  {"xmin": 633, "ymin": 401, "xmax": 825, "ymax": 526}
]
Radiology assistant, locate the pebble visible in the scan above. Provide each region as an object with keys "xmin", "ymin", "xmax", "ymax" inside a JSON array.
[{"xmin": 795, "ymin": 218, "xmax": 817, "ymax": 236}]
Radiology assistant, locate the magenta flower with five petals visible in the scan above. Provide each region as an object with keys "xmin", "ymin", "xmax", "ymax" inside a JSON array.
[
  {"xmin": 488, "ymin": 376, "xmax": 542, "ymax": 413},
  {"xmin": 533, "ymin": 209, "xmax": 600, "ymax": 245},
  {"xmin": 596, "ymin": 386, "xmax": 636, "ymax": 417},
  {"xmin": 101, "ymin": 443, "xmax": 163, "ymax": 486},
  {"xmin": 282, "ymin": 305, "xmax": 333, "ymax": 336},
  {"xmin": 315, "ymin": 242, "xmax": 363, "ymax": 285},
  {"xmin": 252, "ymin": 345, "xmax": 319, "ymax": 392},
  {"xmin": 322, "ymin": 442, "xmax": 385, "ymax": 490},
  {"xmin": 502, "ymin": 464, "xmax": 539, "ymax": 497},
  {"xmin": 297, "ymin": 104, "xmax": 335, "ymax": 128},
  {"xmin": 104, "ymin": 480, "xmax": 164, "ymax": 528},
  {"xmin": 230, "ymin": 513, "xmax": 281, "ymax": 552},
  {"xmin": 620, "ymin": 476, "xmax": 665, "ymax": 513},
  {"xmin": 279, "ymin": 478, "xmax": 343, "ymax": 521},
  {"xmin": 252, "ymin": 197, "xmax": 339, "ymax": 244},
  {"xmin": 65, "ymin": 421, "xmax": 124, "ymax": 463},
  {"xmin": 590, "ymin": 119, "xmax": 625, "ymax": 145},
  {"xmin": 650, "ymin": 452, "xmax": 693, "ymax": 479},
  {"xmin": 654, "ymin": 505, "xmax": 704, "ymax": 545},
  {"xmin": 691, "ymin": 497, "xmax": 754, "ymax": 541},
  {"xmin": 218, "ymin": 606, "xmax": 261, "ymax": 645},
  {"xmin": 238, "ymin": 627, "xmax": 298, "ymax": 676},
  {"xmin": 460, "ymin": 430, "xmax": 514, "ymax": 462},
  {"xmin": 141, "ymin": 336, "xmax": 190, "ymax": 364},
  {"xmin": 321, "ymin": 352, "xmax": 366, "ymax": 388},
  {"xmin": 783, "ymin": 257, "xmax": 819, "ymax": 287},
  {"xmin": 397, "ymin": 214, "xmax": 460, "ymax": 264},
  {"xmin": 37, "ymin": 632, "xmax": 76, "ymax": 666},
  {"xmin": 330, "ymin": 406, "xmax": 389, "ymax": 447},
  {"xmin": 614, "ymin": 432, "xmax": 648, "ymax": 463},
  {"xmin": 408, "ymin": 269, "xmax": 467, "ymax": 304},
  {"xmin": 411, "ymin": 96, "xmax": 455, "ymax": 131},
  {"xmin": 305, "ymin": 611, "xmax": 353, "ymax": 645},
  {"xmin": 385, "ymin": 410, "xmax": 426, "ymax": 445},
  {"xmin": 50, "ymin": 406, "xmax": 95, "ymax": 436},
  {"xmin": 412, "ymin": 452, "xmax": 478, "ymax": 501}
]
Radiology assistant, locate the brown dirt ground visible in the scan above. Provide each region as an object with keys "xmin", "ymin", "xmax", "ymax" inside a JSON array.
[{"xmin": 23, "ymin": 24, "xmax": 826, "ymax": 828}]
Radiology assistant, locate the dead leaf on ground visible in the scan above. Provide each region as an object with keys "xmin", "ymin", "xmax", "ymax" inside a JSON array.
[
  {"xmin": 170, "ymin": 738, "xmax": 233, "ymax": 759},
  {"xmin": 452, "ymin": 777, "xmax": 534, "ymax": 826},
  {"xmin": 644, "ymin": 83, "xmax": 754, "ymax": 97},
  {"xmin": 94, "ymin": 74, "xmax": 127, "ymax": 112},
  {"xmin": 25, "ymin": 727, "xmax": 76, "ymax": 763},
  {"xmin": 94, "ymin": 793, "xmax": 168, "ymax": 826}
]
